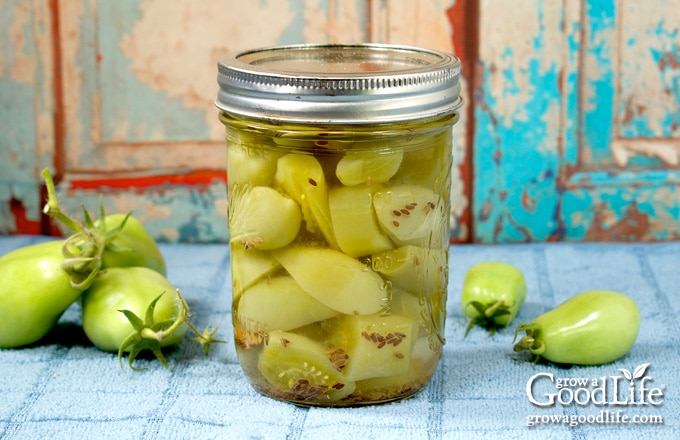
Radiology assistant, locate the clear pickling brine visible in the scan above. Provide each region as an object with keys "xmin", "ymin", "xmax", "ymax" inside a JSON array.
[{"xmin": 216, "ymin": 44, "xmax": 462, "ymax": 406}]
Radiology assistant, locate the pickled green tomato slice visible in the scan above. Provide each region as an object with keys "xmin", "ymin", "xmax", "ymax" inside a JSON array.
[
  {"xmin": 226, "ymin": 137, "xmax": 281, "ymax": 187},
  {"xmin": 272, "ymin": 245, "xmax": 387, "ymax": 315},
  {"xmin": 230, "ymin": 246, "xmax": 280, "ymax": 298},
  {"xmin": 228, "ymin": 185, "xmax": 302, "ymax": 250},
  {"xmin": 275, "ymin": 154, "xmax": 338, "ymax": 248},
  {"xmin": 371, "ymin": 245, "xmax": 447, "ymax": 293},
  {"xmin": 392, "ymin": 132, "xmax": 451, "ymax": 188},
  {"xmin": 328, "ymin": 314, "xmax": 418, "ymax": 382},
  {"xmin": 236, "ymin": 276, "xmax": 339, "ymax": 333},
  {"xmin": 351, "ymin": 335, "xmax": 439, "ymax": 398},
  {"xmin": 373, "ymin": 184, "xmax": 440, "ymax": 246},
  {"xmin": 258, "ymin": 330, "xmax": 356, "ymax": 402},
  {"xmin": 335, "ymin": 150, "xmax": 403, "ymax": 186},
  {"xmin": 328, "ymin": 184, "xmax": 394, "ymax": 258}
]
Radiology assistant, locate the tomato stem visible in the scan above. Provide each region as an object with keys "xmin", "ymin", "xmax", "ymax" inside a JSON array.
[
  {"xmin": 117, "ymin": 289, "xmax": 224, "ymax": 371},
  {"xmin": 153, "ymin": 290, "xmax": 189, "ymax": 342},
  {"xmin": 41, "ymin": 168, "xmax": 84, "ymax": 233},
  {"xmin": 463, "ymin": 299, "xmax": 513, "ymax": 337},
  {"xmin": 512, "ymin": 323, "xmax": 546, "ymax": 359}
]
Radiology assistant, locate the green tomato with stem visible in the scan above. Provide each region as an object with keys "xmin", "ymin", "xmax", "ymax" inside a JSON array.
[
  {"xmin": 81, "ymin": 266, "xmax": 223, "ymax": 369},
  {"xmin": 94, "ymin": 213, "xmax": 166, "ymax": 276},
  {"xmin": 513, "ymin": 290, "xmax": 640, "ymax": 365},
  {"xmin": 41, "ymin": 168, "xmax": 166, "ymax": 288},
  {"xmin": 82, "ymin": 267, "xmax": 187, "ymax": 353},
  {"xmin": 461, "ymin": 262, "xmax": 526, "ymax": 336}
]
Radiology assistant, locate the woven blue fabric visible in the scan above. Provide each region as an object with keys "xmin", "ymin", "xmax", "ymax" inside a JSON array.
[{"xmin": 1, "ymin": 235, "xmax": 678, "ymax": 439}]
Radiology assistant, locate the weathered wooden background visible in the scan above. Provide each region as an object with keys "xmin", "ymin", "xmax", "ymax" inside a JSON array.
[{"xmin": 1, "ymin": 0, "xmax": 679, "ymax": 243}]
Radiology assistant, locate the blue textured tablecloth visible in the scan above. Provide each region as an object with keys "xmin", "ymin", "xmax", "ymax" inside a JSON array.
[{"xmin": 1, "ymin": 235, "xmax": 679, "ymax": 439}]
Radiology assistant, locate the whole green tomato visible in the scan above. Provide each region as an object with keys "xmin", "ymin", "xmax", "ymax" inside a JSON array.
[
  {"xmin": 0, "ymin": 240, "xmax": 84, "ymax": 348},
  {"xmin": 513, "ymin": 290, "xmax": 640, "ymax": 365},
  {"xmin": 95, "ymin": 213, "xmax": 167, "ymax": 276},
  {"xmin": 461, "ymin": 262, "xmax": 526, "ymax": 336},
  {"xmin": 41, "ymin": 168, "xmax": 166, "ymax": 286},
  {"xmin": 82, "ymin": 266, "xmax": 187, "ymax": 354}
]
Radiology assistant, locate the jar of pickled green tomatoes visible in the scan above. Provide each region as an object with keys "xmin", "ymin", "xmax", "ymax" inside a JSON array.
[{"xmin": 215, "ymin": 44, "xmax": 462, "ymax": 406}]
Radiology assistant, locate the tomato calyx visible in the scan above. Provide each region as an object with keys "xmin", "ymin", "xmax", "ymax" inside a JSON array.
[
  {"xmin": 190, "ymin": 325, "xmax": 224, "ymax": 356},
  {"xmin": 463, "ymin": 299, "xmax": 513, "ymax": 337},
  {"xmin": 41, "ymin": 168, "xmax": 135, "ymax": 289},
  {"xmin": 117, "ymin": 289, "xmax": 225, "ymax": 370},
  {"xmin": 512, "ymin": 323, "xmax": 546, "ymax": 360}
]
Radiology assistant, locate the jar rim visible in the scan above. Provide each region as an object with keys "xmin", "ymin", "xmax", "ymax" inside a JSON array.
[{"xmin": 215, "ymin": 43, "xmax": 463, "ymax": 124}]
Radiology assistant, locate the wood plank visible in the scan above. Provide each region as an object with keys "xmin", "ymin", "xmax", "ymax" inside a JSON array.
[
  {"xmin": 475, "ymin": 0, "xmax": 680, "ymax": 242},
  {"xmin": 0, "ymin": 0, "xmax": 54, "ymax": 233},
  {"xmin": 473, "ymin": 0, "xmax": 565, "ymax": 242},
  {"xmin": 51, "ymin": 0, "xmax": 369, "ymax": 242}
]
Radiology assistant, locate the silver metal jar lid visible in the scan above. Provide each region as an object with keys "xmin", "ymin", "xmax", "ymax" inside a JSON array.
[{"xmin": 215, "ymin": 44, "xmax": 462, "ymax": 124}]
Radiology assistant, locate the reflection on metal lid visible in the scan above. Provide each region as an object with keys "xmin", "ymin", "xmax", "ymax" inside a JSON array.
[{"xmin": 216, "ymin": 44, "xmax": 462, "ymax": 123}]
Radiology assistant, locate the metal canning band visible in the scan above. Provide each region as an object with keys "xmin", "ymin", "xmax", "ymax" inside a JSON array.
[{"xmin": 216, "ymin": 43, "xmax": 463, "ymax": 124}]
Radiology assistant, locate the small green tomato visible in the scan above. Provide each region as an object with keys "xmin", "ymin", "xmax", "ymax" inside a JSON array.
[
  {"xmin": 94, "ymin": 213, "xmax": 167, "ymax": 276},
  {"xmin": 0, "ymin": 240, "xmax": 84, "ymax": 348},
  {"xmin": 513, "ymin": 290, "xmax": 640, "ymax": 365},
  {"xmin": 81, "ymin": 266, "xmax": 224, "ymax": 370},
  {"xmin": 41, "ymin": 168, "xmax": 167, "ymax": 288},
  {"xmin": 461, "ymin": 262, "xmax": 526, "ymax": 336},
  {"xmin": 82, "ymin": 267, "xmax": 187, "ymax": 354}
]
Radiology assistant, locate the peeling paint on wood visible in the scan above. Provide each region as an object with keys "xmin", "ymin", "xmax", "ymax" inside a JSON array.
[
  {"xmin": 0, "ymin": 0, "xmax": 53, "ymax": 233},
  {"xmin": 474, "ymin": 0, "xmax": 680, "ymax": 243},
  {"xmin": 53, "ymin": 176, "xmax": 229, "ymax": 243},
  {"xmin": 51, "ymin": 0, "xmax": 372, "ymax": 243},
  {"xmin": 4, "ymin": 0, "xmax": 678, "ymax": 243}
]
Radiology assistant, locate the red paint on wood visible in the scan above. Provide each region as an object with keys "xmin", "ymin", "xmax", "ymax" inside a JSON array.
[
  {"xmin": 585, "ymin": 202, "xmax": 651, "ymax": 242},
  {"xmin": 447, "ymin": 0, "xmax": 479, "ymax": 243},
  {"xmin": 8, "ymin": 199, "xmax": 41, "ymax": 235},
  {"xmin": 49, "ymin": 0, "xmax": 65, "ymax": 180},
  {"xmin": 66, "ymin": 170, "xmax": 227, "ymax": 191},
  {"xmin": 521, "ymin": 189, "xmax": 536, "ymax": 212},
  {"xmin": 659, "ymin": 51, "xmax": 680, "ymax": 70}
]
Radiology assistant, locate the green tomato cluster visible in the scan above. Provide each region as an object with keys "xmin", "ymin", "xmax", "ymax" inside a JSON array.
[
  {"xmin": 461, "ymin": 262, "xmax": 641, "ymax": 366},
  {"xmin": 0, "ymin": 169, "xmax": 222, "ymax": 370}
]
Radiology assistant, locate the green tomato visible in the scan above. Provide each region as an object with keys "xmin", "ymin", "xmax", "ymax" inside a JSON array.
[
  {"xmin": 82, "ymin": 266, "xmax": 187, "ymax": 353},
  {"xmin": 461, "ymin": 262, "xmax": 526, "ymax": 336},
  {"xmin": 41, "ymin": 168, "xmax": 166, "ymax": 286},
  {"xmin": 513, "ymin": 290, "xmax": 640, "ymax": 365},
  {"xmin": 0, "ymin": 240, "xmax": 84, "ymax": 348},
  {"xmin": 95, "ymin": 213, "xmax": 167, "ymax": 276}
]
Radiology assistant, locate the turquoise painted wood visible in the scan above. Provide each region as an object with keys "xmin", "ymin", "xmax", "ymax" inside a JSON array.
[
  {"xmin": 473, "ymin": 0, "xmax": 680, "ymax": 242},
  {"xmin": 51, "ymin": 0, "xmax": 371, "ymax": 243},
  {"xmin": 0, "ymin": 0, "xmax": 53, "ymax": 234},
  {"xmin": 3, "ymin": 0, "xmax": 678, "ymax": 243},
  {"xmin": 1, "ymin": 0, "xmax": 472, "ymax": 243}
]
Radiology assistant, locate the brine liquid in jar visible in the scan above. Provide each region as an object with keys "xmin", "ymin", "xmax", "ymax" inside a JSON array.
[{"xmin": 216, "ymin": 44, "xmax": 462, "ymax": 406}]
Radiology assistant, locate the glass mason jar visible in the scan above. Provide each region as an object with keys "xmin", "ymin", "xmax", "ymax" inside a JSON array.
[{"xmin": 215, "ymin": 44, "xmax": 462, "ymax": 406}]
